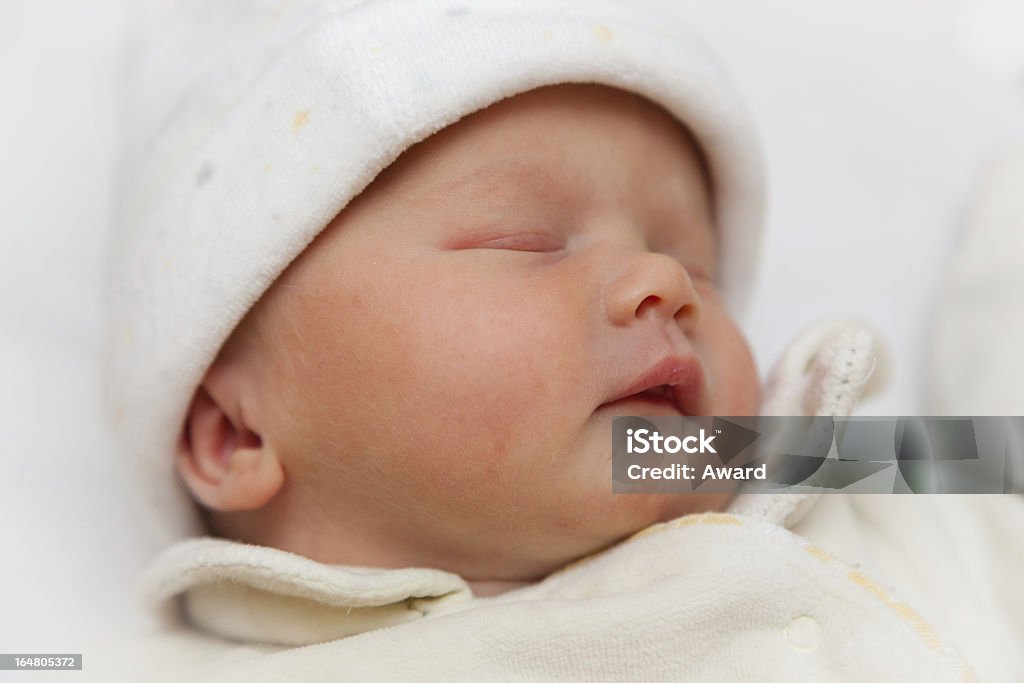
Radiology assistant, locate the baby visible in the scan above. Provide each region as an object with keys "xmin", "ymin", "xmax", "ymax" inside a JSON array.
[
  {"xmin": 94, "ymin": 0, "xmax": 1024, "ymax": 680},
  {"xmin": 176, "ymin": 82, "xmax": 754, "ymax": 589},
  {"xmin": 108, "ymin": 0, "xmax": 768, "ymax": 572}
]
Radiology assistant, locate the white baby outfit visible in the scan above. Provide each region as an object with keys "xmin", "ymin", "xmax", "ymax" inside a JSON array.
[{"xmin": 94, "ymin": 0, "xmax": 1024, "ymax": 680}]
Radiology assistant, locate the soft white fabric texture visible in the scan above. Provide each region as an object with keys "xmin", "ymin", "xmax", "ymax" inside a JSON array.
[
  {"xmin": 144, "ymin": 538, "xmax": 473, "ymax": 646},
  {"xmin": 926, "ymin": 144, "xmax": 1024, "ymax": 415},
  {"xmin": 67, "ymin": 320, "xmax": 1024, "ymax": 681},
  {"xmin": 104, "ymin": 0, "xmax": 766, "ymax": 550},
  {"xmin": 111, "ymin": 515, "xmax": 982, "ymax": 683}
]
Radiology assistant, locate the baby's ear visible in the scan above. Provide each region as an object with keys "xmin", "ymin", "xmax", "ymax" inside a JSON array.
[{"xmin": 176, "ymin": 381, "xmax": 284, "ymax": 512}]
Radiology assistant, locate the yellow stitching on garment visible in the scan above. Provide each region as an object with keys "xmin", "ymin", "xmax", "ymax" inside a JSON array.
[
  {"xmin": 552, "ymin": 514, "xmax": 743, "ymax": 577},
  {"xmin": 630, "ymin": 513, "xmax": 742, "ymax": 542},
  {"xmin": 847, "ymin": 569, "xmax": 891, "ymax": 602},
  {"xmin": 697, "ymin": 513, "xmax": 744, "ymax": 526},
  {"xmin": 804, "ymin": 545, "xmax": 833, "ymax": 562},
  {"xmin": 847, "ymin": 569, "xmax": 942, "ymax": 651},
  {"xmin": 563, "ymin": 513, "xmax": 970, "ymax": 678},
  {"xmin": 890, "ymin": 603, "xmax": 941, "ymax": 650},
  {"xmin": 806, "ymin": 541, "xmax": 968, "ymax": 675}
]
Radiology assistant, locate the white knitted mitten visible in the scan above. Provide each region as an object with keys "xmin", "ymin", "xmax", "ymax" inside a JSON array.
[{"xmin": 730, "ymin": 318, "xmax": 888, "ymax": 526}]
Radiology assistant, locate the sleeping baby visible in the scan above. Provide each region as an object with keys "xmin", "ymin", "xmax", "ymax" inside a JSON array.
[
  {"xmin": 93, "ymin": 0, "xmax": 1024, "ymax": 680},
  {"xmin": 174, "ymin": 80, "xmax": 750, "ymax": 591}
]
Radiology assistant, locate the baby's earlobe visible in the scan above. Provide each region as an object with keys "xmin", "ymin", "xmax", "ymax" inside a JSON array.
[{"xmin": 203, "ymin": 448, "xmax": 285, "ymax": 512}]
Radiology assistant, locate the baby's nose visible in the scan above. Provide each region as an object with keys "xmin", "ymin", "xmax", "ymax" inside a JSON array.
[{"xmin": 604, "ymin": 251, "xmax": 701, "ymax": 332}]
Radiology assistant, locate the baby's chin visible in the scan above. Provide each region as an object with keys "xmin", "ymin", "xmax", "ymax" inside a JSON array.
[
  {"xmin": 600, "ymin": 488, "xmax": 737, "ymax": 529},
  {"xmin": 492, "ymin": 491, "xmax": 737, "ymax": 581}
]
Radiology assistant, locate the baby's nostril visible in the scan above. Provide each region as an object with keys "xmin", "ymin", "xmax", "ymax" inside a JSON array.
[
  {"xmin": 675, "ymin": 302, "xmax": 698, "ymax": 323},
  {"xmin": 636, "ymin": 295, "xmax": 662, "ymax": 318}
]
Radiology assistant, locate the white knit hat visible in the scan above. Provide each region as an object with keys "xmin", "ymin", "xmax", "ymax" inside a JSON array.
[{"xmin": 104, "ymin": 0, "xmax": 766, "ymax": 547}]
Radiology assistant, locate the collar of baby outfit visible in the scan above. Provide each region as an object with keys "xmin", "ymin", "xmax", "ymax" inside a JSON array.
[{"xmin": 138, "ymin": 317, "xmax": 887, "ymax": 647}]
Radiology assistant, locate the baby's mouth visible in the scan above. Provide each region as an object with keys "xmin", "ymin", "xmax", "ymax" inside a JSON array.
[
  {"xmin": 599, "ymin": 357, "xmax": 706, "ymax": 416},
  {"xmin": 641, "ymin": 384, "xmax": 673, "ymax": 399},
  {"xmin": 602, "ymin": 386, "xmax": 688, "ymax": 415}
]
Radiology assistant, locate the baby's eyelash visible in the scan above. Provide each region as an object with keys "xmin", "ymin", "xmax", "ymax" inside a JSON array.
[{"xmin": 471, "ymin": 232, "xmax": 565, "ymax": 252}]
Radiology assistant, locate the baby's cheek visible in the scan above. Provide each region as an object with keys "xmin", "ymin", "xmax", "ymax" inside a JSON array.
[
  {"xmin": 727, "ymin": 343, "xmax": 761, "ymax": 414},
  {"xmin": 390, "ymin": 375, "xmax": 584, "ymax": 520},
  {"xmin": 699, "ymin": 314, "xmax": 760, "ymax": 415}
]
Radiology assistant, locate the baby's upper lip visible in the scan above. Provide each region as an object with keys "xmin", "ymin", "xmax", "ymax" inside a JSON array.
[{"xmin": 602, "ymin": 356, "xmax": 706, "ymax": 416}]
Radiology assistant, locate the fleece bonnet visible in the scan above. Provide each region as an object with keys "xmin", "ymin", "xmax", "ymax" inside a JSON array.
[{"xmin": 105, "ymin": 0, "xmax": 766, "ymax": 545}]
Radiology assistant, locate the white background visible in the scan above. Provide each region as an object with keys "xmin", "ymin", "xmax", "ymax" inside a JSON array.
[{"xmin": 1, "ymin": 0, "xmax": 1023, "ymax": 663}]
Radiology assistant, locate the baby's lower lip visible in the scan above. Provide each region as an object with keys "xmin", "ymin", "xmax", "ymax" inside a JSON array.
[{"xmin": 597, "ymin": 393, "xmax": 683, "ymax": 415}]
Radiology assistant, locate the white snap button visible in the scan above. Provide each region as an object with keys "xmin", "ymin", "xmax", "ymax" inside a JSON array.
[{"xmin": 785, "ymin": 615, "xmax": 821, "ymax": 652}]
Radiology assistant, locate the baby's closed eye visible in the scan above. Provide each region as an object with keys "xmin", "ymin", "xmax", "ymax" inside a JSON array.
[{"xmin": 462, "ymin": 231, "xmax": 566, "ymax": 253}]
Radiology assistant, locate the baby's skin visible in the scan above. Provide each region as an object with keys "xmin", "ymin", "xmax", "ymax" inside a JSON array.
[{"xmin": 175, "ymin": 83, "xmax": 760, "ymax": 590}]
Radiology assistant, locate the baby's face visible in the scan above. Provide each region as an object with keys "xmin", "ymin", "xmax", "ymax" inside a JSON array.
[{"xmin": 228, "ymin": 84, "xmax": 759, "ymax": 581}]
